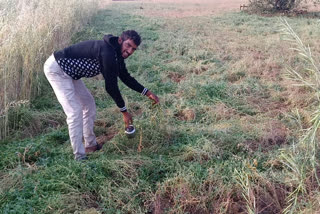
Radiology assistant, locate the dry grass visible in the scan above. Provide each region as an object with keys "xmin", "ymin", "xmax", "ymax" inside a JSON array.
[
  {"xmin": 0, "ymin": 0, "xmax": 111, "ymax": 139},
  {"xmin": 132, "ymin": 0, "xmax": 248, "ymax": 17}
]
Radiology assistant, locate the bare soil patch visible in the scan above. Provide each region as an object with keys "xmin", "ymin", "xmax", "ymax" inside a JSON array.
[
  {"xmin": 174, "ymin": 109, "xmax": 196, "ymax": 121},
  {"xmin": 242, "ymin": 120, "xmax": 288, "ymax": 153},
  {"xmin": 167, "ymin": 72, "xmax": 185, "ymax": 83},
  {"xmin": 94, "ymin": 120, "xmax": 119, "ymax": 145},
  {"xmin": 151, "ymin": 181, "xmax": 287, "ymax": 214}
]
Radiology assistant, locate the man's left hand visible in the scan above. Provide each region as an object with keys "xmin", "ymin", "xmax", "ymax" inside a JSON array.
[{"xmin": 146, "ymin": 91, "xmax": 159, "ymax": 105}]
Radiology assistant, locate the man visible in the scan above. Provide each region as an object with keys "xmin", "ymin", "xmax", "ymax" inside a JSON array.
[{"xmin": 43, "ymin": 30, "xmax": 159, "ymax": 161}]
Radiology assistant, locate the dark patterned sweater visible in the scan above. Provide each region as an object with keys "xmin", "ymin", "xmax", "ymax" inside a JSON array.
[{"xmin": 53, "ymin": 35, "xmax": 148, "ymax": 112}]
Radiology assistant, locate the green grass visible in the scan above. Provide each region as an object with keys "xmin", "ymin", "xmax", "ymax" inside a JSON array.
[{"xmin": 1, "ymin": 2, "xmax": 320, "ymax": 213}]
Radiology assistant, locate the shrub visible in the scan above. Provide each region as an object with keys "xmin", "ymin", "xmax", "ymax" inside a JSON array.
[{"xmin": 248, "ymin": 0, "xmax": 319, "ymax": 12}]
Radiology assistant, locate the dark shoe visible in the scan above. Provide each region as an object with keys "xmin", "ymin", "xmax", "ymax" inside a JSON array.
[
  {"xmin": 75, "ymin": 156, "xmax": 88, "ymax": 161},
  {"xmin": 85, "ymin": 144, "xmax": 102, "ymax": 154}
]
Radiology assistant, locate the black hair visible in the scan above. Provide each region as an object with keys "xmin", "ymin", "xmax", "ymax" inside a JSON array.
[{"xmin": 120, "ymin": 30, "xmax": 141, "ymax": 46}]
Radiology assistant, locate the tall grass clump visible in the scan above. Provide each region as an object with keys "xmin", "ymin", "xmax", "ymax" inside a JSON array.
[
  {"xmin": 279, "ymin": 18, "xmax": 320, "ymax": 213},
  {"xmin": 0, "ymin": 0, "xmax": 105, "ymax": 140}
]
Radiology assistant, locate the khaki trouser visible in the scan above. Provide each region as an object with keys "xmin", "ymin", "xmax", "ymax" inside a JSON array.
[{"xmin": 44, "ymin": 54, "xmax": 97, "ymax": 160}]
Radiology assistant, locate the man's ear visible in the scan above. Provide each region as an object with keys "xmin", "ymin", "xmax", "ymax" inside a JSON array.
[{"xmin": 118, "ymin": 37, "xmax": 122, "ymax": 45}]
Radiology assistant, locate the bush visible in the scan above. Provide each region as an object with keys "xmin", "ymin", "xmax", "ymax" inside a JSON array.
[{"xmin": 248, "ymin": 0, "xmax": 318, "ymax": 12}]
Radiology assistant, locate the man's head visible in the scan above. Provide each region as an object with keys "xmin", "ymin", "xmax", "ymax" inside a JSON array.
[{"xmin": 118, "ymin": 30, "xmax": 141, "ymax": 59}]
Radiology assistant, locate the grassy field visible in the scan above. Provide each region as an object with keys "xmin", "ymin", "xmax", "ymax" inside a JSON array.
[{"xmin": 1, "ymin": 1, "xmax": 320, "ymax": 213}]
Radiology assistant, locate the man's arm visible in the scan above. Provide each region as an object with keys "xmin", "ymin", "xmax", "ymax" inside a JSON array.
[
  {"xmin": 100, "ymin": 53, "xmax": 127, "ymax": 112},
  {"xmin": 100, "ymin": 56, "xmax": 135, "ymax": 127}
]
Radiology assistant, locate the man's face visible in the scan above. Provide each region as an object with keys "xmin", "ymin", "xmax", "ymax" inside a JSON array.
[{"xmin": 119, "ymin": 38, "xmax": 138, "ymax": 59}]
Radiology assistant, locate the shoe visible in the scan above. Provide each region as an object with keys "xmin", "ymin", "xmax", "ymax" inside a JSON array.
[
  {"xmin": 85, "ymin": 144, "xmax": 102, "ymax": 153},
  {"xmin": 75, "ymin": 156, "xmax": 88, "ymax": 161}
]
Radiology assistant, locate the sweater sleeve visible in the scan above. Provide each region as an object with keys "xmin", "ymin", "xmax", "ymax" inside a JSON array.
[
  {"xmin": 100, "ymin": 53, "xmax": 127, "ymax": 112},
  {"xmin": 118, "ymin": 62, "xmax": 148, "ymax": 96}
]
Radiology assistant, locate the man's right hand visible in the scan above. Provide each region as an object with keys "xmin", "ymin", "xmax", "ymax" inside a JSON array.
[{"xmin": 122, "ymin": 111, "xmax": 133, "ymax": 128}]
